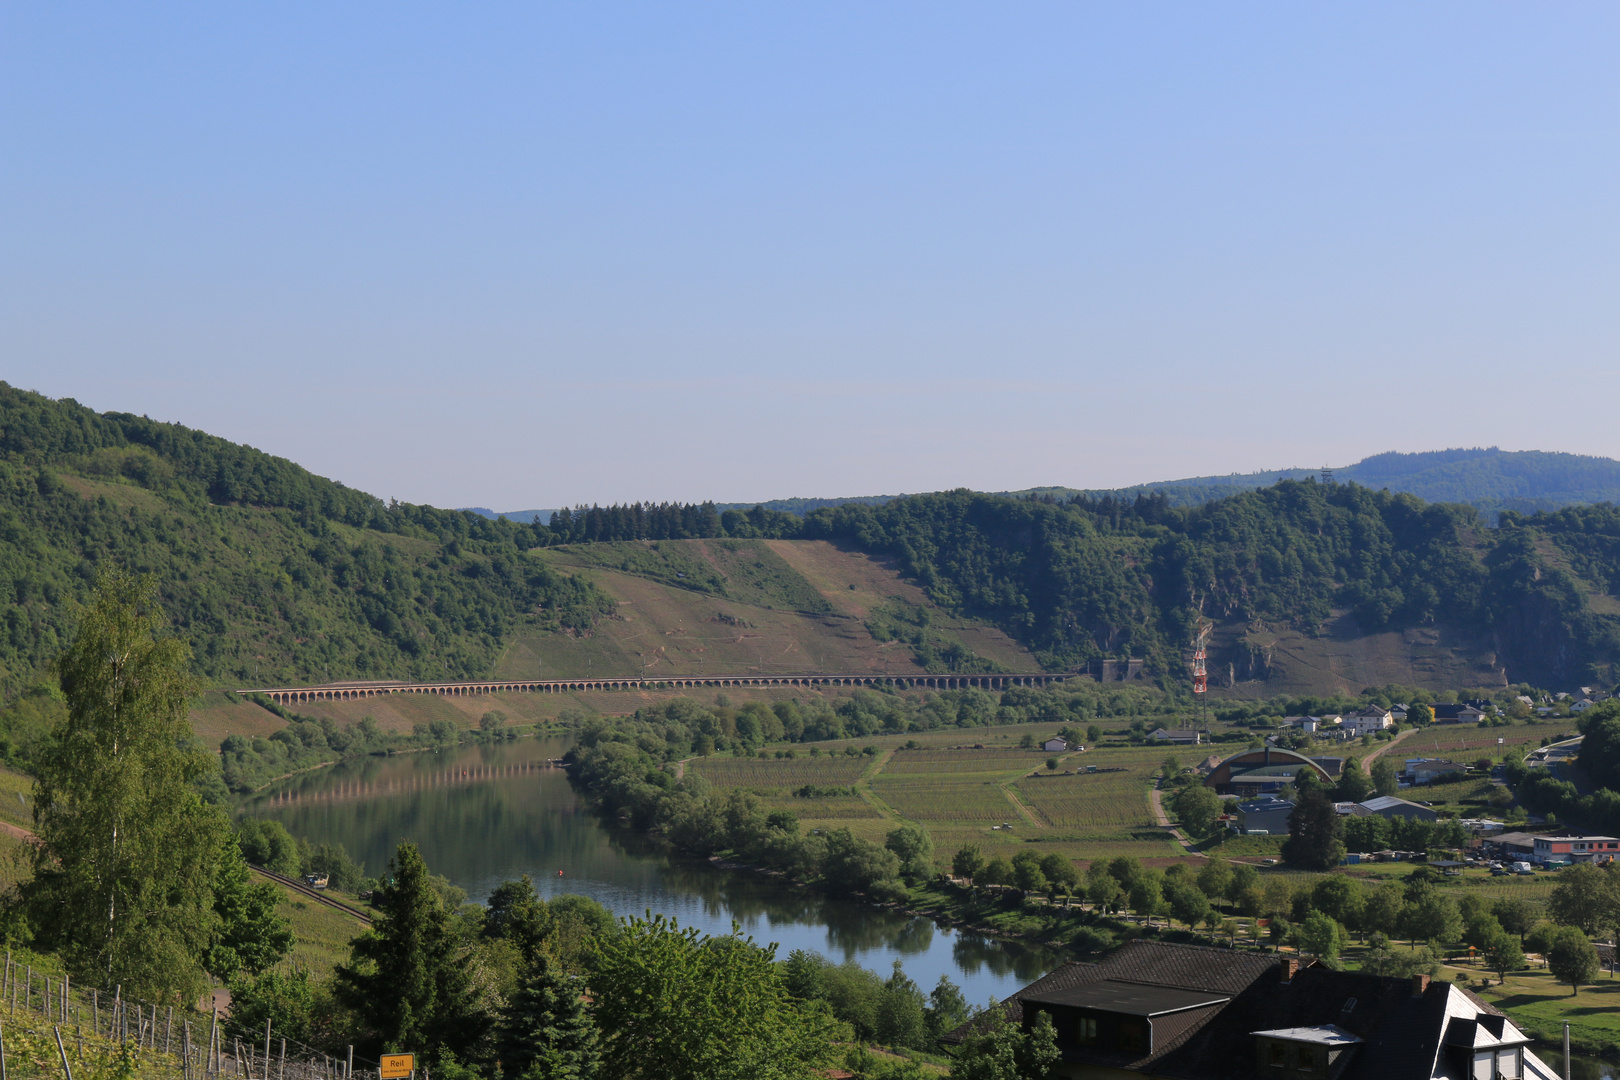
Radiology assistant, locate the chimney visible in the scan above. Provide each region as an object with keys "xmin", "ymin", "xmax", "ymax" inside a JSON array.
[
  {"xmin": 1412, "ymin": 974, "xmax": 1431, "ymax": 997},
  {"xmin": 1280, "ymin": 958, "xmax": 1300, "ymax": 983}
]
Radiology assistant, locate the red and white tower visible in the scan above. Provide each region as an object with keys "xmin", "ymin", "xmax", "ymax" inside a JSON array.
[{"xmin": 1192, "ymin": 620, "xmax": 1213, "ymax": 727}]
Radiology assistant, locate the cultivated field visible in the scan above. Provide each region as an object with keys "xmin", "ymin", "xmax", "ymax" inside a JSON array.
[
  {"xmin": 687, "ymin": 728, "xmax": 1185, "ymax": 866},
  {"xmin": 688, "ymin": 755, "xmax": 868, "ymax": 789}
]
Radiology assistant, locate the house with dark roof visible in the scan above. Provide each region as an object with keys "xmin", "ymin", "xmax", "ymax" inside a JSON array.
[
  {"xmin": 1234, "ymin": 797, "xmax": 1294, "ymax": 836},
  {"xmin": 946, "ymin": 940, "xmax": 1559, "ymax": 1080},
  {"xmin": 1149, "ymin": 728, "xmax": 1204, "ymax": 745},
  {"xmin": 1432, "ymin": 704, "xmax": 1487, "ymax": 724}
]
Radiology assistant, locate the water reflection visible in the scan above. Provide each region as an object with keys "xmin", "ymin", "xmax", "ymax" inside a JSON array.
[
  {"xmin": 244, "ymin": 738, "xmax": 1064, "ymax": 1005},
  {"xmin": 1572, "ymin": 1055, "xmax": 1615, "ymax": 1080}
]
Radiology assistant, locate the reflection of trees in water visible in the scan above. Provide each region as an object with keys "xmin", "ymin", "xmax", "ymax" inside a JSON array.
[
  {"xmin": 1569, "ymin": 1057, "xmax": 1614, "ymax": 1080},
  {"xmin": 952, "ymin": 934, "xmax": 1058, "ymax": 983},
  {"xmin": 239, "ymin": 738, "xmax": 1065, "ymax": 996}
]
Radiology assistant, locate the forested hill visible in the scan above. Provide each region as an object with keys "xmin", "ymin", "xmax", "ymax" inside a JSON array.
[
  {"xmin": 0, "ymin": 384, "xmax": 612, "ymax": 695},
  {"xmin": 6, "ymin": 384, "xmax": 1620, "ymax": 697},
  {"xmin": 1072, "ymin": 448, "xmax": 1620, "ymax": 518}
]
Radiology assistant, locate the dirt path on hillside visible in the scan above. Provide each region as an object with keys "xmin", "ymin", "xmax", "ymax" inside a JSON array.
[
  {"xmin": 1362, "ymin": 727, "xmax": 1416, "ymax": 763},
  {"xmin": 998, "ymin": 782, "xmax": 1042, "ymax": 829},
  {"xmin": 0, "ymin": 821, "xmax": 36, "ymax": 843},
  {"xmin": 1149, "ymin": 781, "xmax": 1207, "ymax": 859},
  {"xmin": 855, "ymin": 749, "xmax": 902, "ymax": 821}
]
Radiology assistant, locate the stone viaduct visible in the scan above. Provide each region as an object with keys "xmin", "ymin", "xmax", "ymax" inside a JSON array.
[{"xmin": 241, "ymin": 672, "xmax": 1070, "ymax": 706}]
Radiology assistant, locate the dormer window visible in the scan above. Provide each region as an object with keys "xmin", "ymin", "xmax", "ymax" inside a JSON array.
[{"xmin": 1270, "ymin": 1043, "xmax": 1289, "ymax": 1069}]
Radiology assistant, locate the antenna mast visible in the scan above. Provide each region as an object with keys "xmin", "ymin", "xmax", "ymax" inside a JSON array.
[{"xmin": 1192, "ymin": 619, "xmax": 1213, "ymax": 731}]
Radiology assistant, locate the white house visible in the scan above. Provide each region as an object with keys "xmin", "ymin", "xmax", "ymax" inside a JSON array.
[
  {"xmin": 1148, "ymin": 728, "xmax": 1203, "ymax": 745},
  {"xmin": 1342, "ymin": 707, "xmax": 1393, "ymax": 736},
  {"xmin": 1042, "ymin": 738, "xmax": 1068, "ymax": 753}
]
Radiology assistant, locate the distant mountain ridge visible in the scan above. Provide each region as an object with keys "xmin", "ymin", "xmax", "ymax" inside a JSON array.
[
  {"xmin": 470, "ymin": 449, "xmax": 1620, "ymax": 523},
  {"xmin": 1076, "ymin": 448, "xmax": 1620, "ymax": 518}
]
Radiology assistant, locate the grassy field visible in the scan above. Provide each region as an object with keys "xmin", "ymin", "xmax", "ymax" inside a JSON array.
[{"xmin": 256, "ymin": 872, "xmax": 371, "ymax": 977}]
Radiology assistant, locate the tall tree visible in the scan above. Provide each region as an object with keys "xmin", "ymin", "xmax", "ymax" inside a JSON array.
[
  {"xmin": 1282, "ymin": 789, "xmax": 1345, "ymax": 871},
  {"xmin": 22, "ymin": 569, "xmax": 226, "ymax": 1001},
  {"xmin": 1170, "ymin": 784, "xmax": 1221, "ymax": 836},
  {"xmin": 335, "ymin": 841, "xmax": 485, "ymax": 1059},
  {"xmin": 1334, "ymin": 758, "xmax": 1373, "ymax": 802},
  {"xmin": 496, "ymin": 952, "xmax": 600, "ymax": 1080},
  {"xmin": 1370, "ymin": 758, "xmax": 1399, "ymax": 797},
  {"xmin": 591, "ymin": 914, "xmax": 836, "ymax": 1080},
  {"xmin": 210, "ymin": 836, "xmax": 294, "ymax": 982},
  {"xmin": 1547, "ymin": 927, "xmax": 1599, "ymax": 997},
  {"xmin": 1548, "ymin": 864, "xmax": 1620, "ymax": 939}
]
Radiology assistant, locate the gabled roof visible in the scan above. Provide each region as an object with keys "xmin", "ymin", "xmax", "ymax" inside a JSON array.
[
  {"xmin": 1357, "ymin": 795, "xmax": 1429, "ymax": 814},
  {"xmin": 942, "ymin": 940, "xmax": 1278, "ymax": 1041},
  {"xmin": 1153, "ymin": 969, "xmax": 1540, "ymax": 1080},
  {"xmin": 945, "ymin": 942, "xmax": 1556, "ymax": 1080}
]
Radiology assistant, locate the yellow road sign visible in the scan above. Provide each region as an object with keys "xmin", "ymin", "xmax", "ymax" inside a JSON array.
[{"xmin": 379, "ymin": 1055, "xmax": 414, "ymax": 1079}]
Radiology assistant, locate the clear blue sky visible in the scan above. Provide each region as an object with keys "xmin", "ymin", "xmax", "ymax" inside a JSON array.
[{"xmin": 4, "ymin": 4, "xmax": 1617, "ymax": 509}]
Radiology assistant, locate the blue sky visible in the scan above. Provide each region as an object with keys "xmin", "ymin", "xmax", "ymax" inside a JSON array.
[{"xmin": 4, "ymin": 4, "xmax": 1617, "ymax": 509}]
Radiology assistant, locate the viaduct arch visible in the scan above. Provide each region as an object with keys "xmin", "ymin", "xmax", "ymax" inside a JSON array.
[{"xmin": 238, "ymin": 672, "xmax": 1071, "ymax": 706}]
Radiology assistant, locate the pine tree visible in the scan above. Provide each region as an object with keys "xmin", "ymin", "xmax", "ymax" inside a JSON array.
[
  {"xmin": 496, "ymin": 953, "xmax": 601, "ymax": 1080},
  {"xmin": 22, "ymin": 568, "xmax": 226, "ymax": 1001},
  {"xmin": 335, "ymin": 842, "xmax": 485, "ymax": 1058}
]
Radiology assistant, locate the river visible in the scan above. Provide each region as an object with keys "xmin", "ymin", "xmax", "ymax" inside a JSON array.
[{"xmin": 242, "ymin": 736, "xmax": 1064, "ymax": 1006}]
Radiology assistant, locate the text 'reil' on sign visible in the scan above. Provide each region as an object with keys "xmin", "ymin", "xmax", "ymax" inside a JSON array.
[{"xmin": 379, "ymin": 1055, "xmax": 415, "ymax": 1079}]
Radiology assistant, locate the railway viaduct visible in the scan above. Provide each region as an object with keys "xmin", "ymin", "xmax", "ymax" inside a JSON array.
[{"xmin": 241, "ymin": 671, "xmax": 1071, "ymax": 706}]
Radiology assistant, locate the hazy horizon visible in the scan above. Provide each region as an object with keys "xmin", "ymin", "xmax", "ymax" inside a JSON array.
[{"xmin": 6, "ymin": 4, "xmax": 1617, "ymax": 508}]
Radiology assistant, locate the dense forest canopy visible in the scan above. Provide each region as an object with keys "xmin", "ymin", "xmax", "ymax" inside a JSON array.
[{"xmin": 4, "ymin": 384, "xmax": 1620, "ymax": 696}]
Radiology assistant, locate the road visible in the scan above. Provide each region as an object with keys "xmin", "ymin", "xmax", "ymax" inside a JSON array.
[{"xmin": 1149, "ymin": 781, "xmax": 1208, "ymax": 859}]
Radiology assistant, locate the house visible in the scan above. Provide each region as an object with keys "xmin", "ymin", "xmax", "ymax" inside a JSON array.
[
  {"xmin": 1572, "ymin": 700, "xmax": 1595, "ymax": 714},
  {"xmin": 1483, "ymin": 831, "xmax": 1538, "ymax": 860},
  {"xmin": 1389, "ymin": 705, "xmax": 1409, "ymax": 722},
  {"xmin": 945, "ymin": 940, "xmax": 1558, "ymax": 1080},
  {"xmin": 1341, "ymin": 707, "xmax": 1393, "ymax": 736},
  {"xmin": 1408, "ymin": 759, "xmax": 1467, "ymax": 785},
  {"xmin": 1234, "ymin": 796, "xmax": 1295, "ymax": 836},
  {"xmin": 1353, "ymin": 795, "xmax": 1439, "ymax": 823},
  {"xmin": 1148, "ymin": 728, "xmax": 1203, "ymax": 745},
  {"xmin": 1044, "ymin": 738, "xmax": 1069, "ymax": 753},
  {"xmin": 1432, "ymin": 704, "xmax": 1487, "ymax": 724},
  {"xmin": 1532, "ymin": 835, "xmax": 1620, "ymax": 866},
  {"xmin": 1280, "ymin": 716, "xmax": 1324, "ymax": 733},
  {"xmin": 1204, "ymin": 748, "xmax": 1336, "ymax": 796}
]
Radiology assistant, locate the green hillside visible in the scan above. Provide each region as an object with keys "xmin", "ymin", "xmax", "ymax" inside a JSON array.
[
  {"xmin": 6, "ymin": 384, "xmax": 1620, "ymax": 706},
  {"xmin": 0, "ymin": 383, "xmax": 611, "ymax": 695}
]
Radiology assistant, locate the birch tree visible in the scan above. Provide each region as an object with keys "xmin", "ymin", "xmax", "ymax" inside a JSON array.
[{"xmin": 21, "ymin": 569, "xmax": 225, "ymax": 1001}]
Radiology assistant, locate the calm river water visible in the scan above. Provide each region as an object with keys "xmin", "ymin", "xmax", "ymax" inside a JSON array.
[{"xmin": 242, "ymin": 736, "xmax": 1063, "ymax": 1005}]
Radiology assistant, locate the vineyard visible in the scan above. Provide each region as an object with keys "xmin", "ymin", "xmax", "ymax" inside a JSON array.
[
  {"xmin": 684, "ymin": 733, "xmax": 1186, "ymax": 864},
  {"xmin": 687, "ymin": 756, "xmax": 868, "ymax": 789}
]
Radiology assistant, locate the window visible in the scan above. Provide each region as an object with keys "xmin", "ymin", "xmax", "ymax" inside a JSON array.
[
  {"xmin": 1270, "ymin": 1043, "xmax": 1290, "ymax": 1069},
  {"xmin": 1118, "ymin": 1020, "xmax": 1148, "ymax": 1054},
  {"xmin": 1076, "ymin": 1017, "xmax": 1098, "ymax": 1045},
  {"xmin": 1474, "ymin": 1051, "xmax": 1495, "ymax": 1080},
  {"xmin": 1498, "ymin": 1048, "xmax": 1522, "ymax": 1079}
]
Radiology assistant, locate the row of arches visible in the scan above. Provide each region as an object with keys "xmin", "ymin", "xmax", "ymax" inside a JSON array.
[{"xmin": 248, "ymin": 672, "xmax": 1069, "ymax": 705}]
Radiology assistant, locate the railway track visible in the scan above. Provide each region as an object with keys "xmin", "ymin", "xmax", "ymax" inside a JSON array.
[{"xmin": 250, "ymin": 864, "xmax": 374, "ymax": 924}]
